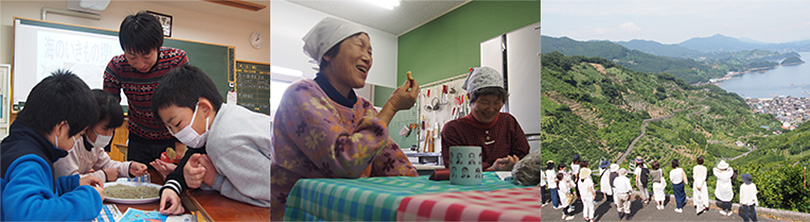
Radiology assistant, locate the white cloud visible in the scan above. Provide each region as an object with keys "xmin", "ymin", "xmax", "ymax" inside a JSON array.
[{"xmin": 620, "ymin": 22, "xmax": 642, "ymax": 33}]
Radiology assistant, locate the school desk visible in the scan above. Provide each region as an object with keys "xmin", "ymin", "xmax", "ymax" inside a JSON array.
[
  {"xmin": 108, "ymin": 168, "xmax": 270, "ymax": 221},
  {"xmin": 283, "ymin": 172, "xmax": 538, "ymax": 221}
]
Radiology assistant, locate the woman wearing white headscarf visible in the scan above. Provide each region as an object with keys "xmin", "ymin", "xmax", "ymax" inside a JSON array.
[
  {"xmin": 271, "ymin": 17, "xmax": 419, "ymax": 220},
  {"xmin": 440, "ymin": 67, "xmax": 530, "ymax": 171},
  {"xmin": 714, "ymin": 160, "xmax": 735, "ymax": 216}
]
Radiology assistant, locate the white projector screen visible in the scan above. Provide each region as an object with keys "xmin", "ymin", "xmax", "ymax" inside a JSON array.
[{"xmin": 13, "ymin": 18, "xmax": 127, "ymax": 106}]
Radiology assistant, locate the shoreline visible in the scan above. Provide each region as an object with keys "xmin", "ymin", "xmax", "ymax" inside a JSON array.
[{"xmin": 699, "ymin": 61, "xmax": 806, "ymax": 86}]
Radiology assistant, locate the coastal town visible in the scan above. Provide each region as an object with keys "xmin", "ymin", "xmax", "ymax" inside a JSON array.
[{"xmin": 747, "ymin": 96, "xmax": 810, "ymax": 131}]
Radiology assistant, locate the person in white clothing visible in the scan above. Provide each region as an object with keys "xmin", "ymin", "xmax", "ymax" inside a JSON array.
[
  {"xmin": 578, "ymin": 162, "xmax": 595, "ymax": 222},
  {"xmin": 545, "ymin": 161, "xmax": 560, "ymax": 209},
  {"xmin": 669, "ymin": 159, "xmax": 688, "ymax": 213},
  {"xmin": 571, "ymin": 154, "xmax": 581, "ymax": 203},
  {"xmin": 598, "ymin": 160, "xmax": 613, "ymax": 204},
  {"xmin": 557, "ymin": 164, "xmax": 575, "ymax": 220},
  {"xmin": 650, "ymin": 161, "xmax": 667, "ymax": 210},
  {"xmin": 633, "ymin": 156, "xmax": 650, "ymax": 204},
  {"xmin": 714, "ymin": 160, "xmax": 735, "ymax": 216},
  {"xmin": 54, "ymin": 90, "xmax": 149, "ymax": 182},
  {"xmin": 739, "ymin": 173, "xmax": 758, "ymax": 222},
  {"xmin": 609, "ymin": 164, "xmax": 620, "ymax": 206},
  {"xmin": 693, "ymin": 156, "xmax": 709, "ymax": 215},
  {"xmin": 613, "ymin": 168, "xmax": 633, "ymax": 220},
  {"xmin": 540, "ymin": 167, "xmax": 548, "ymax": 206}
]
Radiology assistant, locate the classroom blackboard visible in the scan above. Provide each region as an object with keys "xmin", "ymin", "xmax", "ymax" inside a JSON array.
[
  {"xmin": 234, "ymin": 60, "xmax": 270, "ymax": 115},
  {"xmin": 12, "ymin": 17, "xmax": 234, "ymax": 110}
]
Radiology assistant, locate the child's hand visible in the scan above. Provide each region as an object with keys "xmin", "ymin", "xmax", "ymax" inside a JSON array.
[
  {"xmin": 93, "ymin": 185, "xmax": 105, "ymax": 201},
  {"xmin": 130, "ymin": 162, "xmax": 148, "ymax": 177},
  {"xmin": 103, "ymin": 168, "xmax": 120, "ymax": 182},
  {"xmin": 80, "ymin": 175, "xmax": 103, "ymax": 187},
  {"xmin": 184, "ymin": 154, "xmax": 207, "ymax": 189},
  {"xmin": 159, "ymin": 189, "xmax": 185, "ymax": 215},
  {"xmin": 150, "ymin": 159, "xmax": 177, "ymax": 176},
  {"xmin": 198, "ymin": 154, "xmax": 216, "ymax": 187}
]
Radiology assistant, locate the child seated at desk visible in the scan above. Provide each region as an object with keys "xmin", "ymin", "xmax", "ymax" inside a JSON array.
[
  {"xmin": 1, "ymin": 70, "xmax": 105, "ymax": 220},
  {"xmin": 152, "ymin": 64, "xmax": 272, "ymax": 214},
  {"xmin": 54, "ymin": 89, "xmax": 149, "ymax": 182}
]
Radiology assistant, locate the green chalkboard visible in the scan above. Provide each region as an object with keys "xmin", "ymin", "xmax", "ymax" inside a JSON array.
[
  {"xmin": 235, "ymin": 61, "xmax": 270, "ymax": 115},
  {"xmin": 15, "ymin": 18, "xmax": 234, "ymax": 110}
]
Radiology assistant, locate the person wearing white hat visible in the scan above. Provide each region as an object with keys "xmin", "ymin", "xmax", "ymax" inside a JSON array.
[
  {"xmin": 271, "ymin": 17, "xmax": 420, "ymax": 220},
  {"xmin": 613, "ymin": 168, "xmax": 633, "ymax": 220},
  {"xmin": 441, "ymin": 67, "xmax": 529, "ymax": 171},
  {"xmin": 578, "ymin": 161, "xmax": 596, "ymax": 222},
  {"xmin": 714, "ymin": 160, "xmax": 735, "ymax": 216},
  {"xmin": 669, "ymin": 159, "xmax": 689, "ymax": 213},
  {"xmin": 609, "ymin": 163, "xmax": 620, "ymax": 206}
]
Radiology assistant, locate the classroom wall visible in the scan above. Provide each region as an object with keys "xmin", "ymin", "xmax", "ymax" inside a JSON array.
[
  {"xmin": 1, "ymin": 1, "xmax": 269, "ymax": 161},
  {"xmin": 0, "ymin": 0, "xmax": 270, "ymax": 65},
  {"xmin": 397, "ymin": 0, "xmax": 540, "ymax": 85},
  {"xmin": 270, "ymin": 0, "xmax": 398, "ymax": 88}
]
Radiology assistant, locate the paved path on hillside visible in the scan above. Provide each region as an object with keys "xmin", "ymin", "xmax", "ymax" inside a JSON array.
[
  {"xmin": 619, "ymin": 97, "xmax": 709, "ymax": 164},
  {"xmin": 729, "ymin": 144, "xmax": 759, "ymax": 161}
]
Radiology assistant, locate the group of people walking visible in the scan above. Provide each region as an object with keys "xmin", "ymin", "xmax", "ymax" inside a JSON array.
[{"xmin": 541, "ymin": 155, "xmax": 760, "ymax": 221}]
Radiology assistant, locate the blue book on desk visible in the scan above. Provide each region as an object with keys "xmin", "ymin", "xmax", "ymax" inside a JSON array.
[{"xmin": 119, "ymin": 208, "xmax": 167, "ymax": 222}]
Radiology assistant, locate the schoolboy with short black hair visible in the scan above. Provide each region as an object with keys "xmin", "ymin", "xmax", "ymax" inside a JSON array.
[
  {"xmin": 152, "ymin": 64, "xmax": 272, "ymax": 214},
  {"xmin": 54, "ymin": 89, "xmax": 149, "ymax": 182},
  {"xmin": 104, "ymin": 11, "xmax": 189, "ymax": 165},
  {"xmin": 1, "ymin": 70, "xmax": 105, "ymax": 220}
]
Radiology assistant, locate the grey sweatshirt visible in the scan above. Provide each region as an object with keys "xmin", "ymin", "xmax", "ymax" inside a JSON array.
[{"xmin": 206, "ymin": 103, "xmax": 273, "ymax": 207}]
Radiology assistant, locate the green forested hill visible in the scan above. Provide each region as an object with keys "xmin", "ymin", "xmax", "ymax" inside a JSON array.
[
  {"xmin": 542, "ymin": 36, "xmax": 726, "ymax": 83},
  {"xmin": 542, "ymin": 36, "xmax": 796, "ymax": 84},
  {"xmin": 541, "ymin": 52, "xmax": 810, "ymax": 213},
  {"xmin": 540, "ymin": 51, "xmax": 777, "ymax": 164}
]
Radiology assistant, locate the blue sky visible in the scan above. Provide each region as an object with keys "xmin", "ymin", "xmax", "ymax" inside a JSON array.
[{"xmin": 542, "ymin": 0, "xmax": 810, "ymax": 44}]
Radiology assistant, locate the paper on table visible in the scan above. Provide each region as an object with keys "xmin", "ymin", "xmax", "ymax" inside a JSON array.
[
  {"xmin": 118, "ymin": 208, "xmax": 166, "ymax": 222},
  {"xmin": 165, "ymin": 214, "xmax": 195, "ymax": 222},
  {"xmin": 93, "ymin": 204, "xmax": 122, "ymax": 222},
  {"xmin": 118, "ymin": 208, "xmax": 196, "ymax": 222},
  {"xmin": 495, "ymin": 171, "xmax": 512, "ymax": 181}
]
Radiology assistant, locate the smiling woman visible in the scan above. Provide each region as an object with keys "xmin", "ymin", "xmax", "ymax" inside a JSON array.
[
  {"xmin": 270, "ymin": 17, "xmax": 420, "ymax": 220},
  {"xmin": 440, "ymin": 67, "xmax": 529, "ymax": 172}
]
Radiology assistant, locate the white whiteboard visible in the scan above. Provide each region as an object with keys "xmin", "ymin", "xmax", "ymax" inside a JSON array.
[{"xmin": 13, "ymin": 18, "xmax": 127, "ymax": 107}]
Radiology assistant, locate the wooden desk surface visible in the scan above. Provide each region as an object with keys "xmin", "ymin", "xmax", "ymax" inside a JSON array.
[
  {"xmin": 106, "ymin": 168, "xmax": 270, "ymax": 221},
  {"xmin": 186, "ymin": 189, "xmax": 271, "ymax": 221}
]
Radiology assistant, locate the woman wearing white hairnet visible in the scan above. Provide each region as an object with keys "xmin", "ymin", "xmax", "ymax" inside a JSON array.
[
  {"xmin": 440, "ymin": 67, "xmax": 530, "ymax": 171},
  {"xmin": 270, "ymin": 17, "xmax": 419, "ymax": 220}
]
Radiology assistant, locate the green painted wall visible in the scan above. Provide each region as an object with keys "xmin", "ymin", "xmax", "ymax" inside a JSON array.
[
  {"xmin": 397, "ymin": 0, "xmax": 540, "ymax": 85},
  {"xmin": 388, "ymin": 0, "xmax": 539, "ymax": 149}
]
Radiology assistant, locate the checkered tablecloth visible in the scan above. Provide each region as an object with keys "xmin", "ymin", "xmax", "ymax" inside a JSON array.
[
  {"xmin": 396, "ymin": 187, "xmax": 541, "ymax": 221},
  {"xmin": 283, "ymin": 172, "xmax": 526, "ymax": 221}
]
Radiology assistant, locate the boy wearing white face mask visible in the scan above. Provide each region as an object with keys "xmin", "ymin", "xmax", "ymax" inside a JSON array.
[
  {"xmin": 152, "ymin": 64, "xmax": 272, "ymax": 215},
  {"xmin": 55, "ymin": 90, "xmax": 149, "ymax": 182}
]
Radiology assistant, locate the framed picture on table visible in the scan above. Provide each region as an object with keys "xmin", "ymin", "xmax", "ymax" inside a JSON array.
[{"xmin": 147, "ymin": 11, "xmax": 172, "ymax": 37}]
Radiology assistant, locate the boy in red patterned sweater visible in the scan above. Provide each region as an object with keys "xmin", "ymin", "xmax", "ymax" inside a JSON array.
[{"xmin": 103, "ymin": 11, "xmax": 188, "ymax": 168}]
